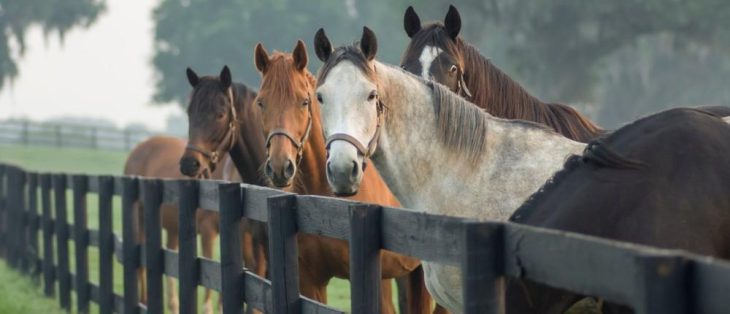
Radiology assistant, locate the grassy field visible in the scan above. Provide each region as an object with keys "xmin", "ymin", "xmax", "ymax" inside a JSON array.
[{"xmin": 0, "ymin": 143, "xmax": 357, "ymax": 313}]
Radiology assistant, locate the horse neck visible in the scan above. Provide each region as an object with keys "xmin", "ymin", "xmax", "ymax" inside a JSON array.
[
  {"xmin": 229, "ymin": 87, "xmax": 268, "ymax": 186},
  {"xmin": 461, "ymin": 43, "xmax": 602, "ymax": 142},
  {"xmin": 375, "ymin": 61, "xmax": 584, "ymax": 217},
  {"xmin": 292, "ymin": 101, "xmax": 330, "ymax": 195}
]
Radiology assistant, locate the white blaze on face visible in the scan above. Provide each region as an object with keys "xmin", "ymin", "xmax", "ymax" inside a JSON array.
[{"xmin": 418, "ymin": 45, "xmax": 443, "ymax": 80}]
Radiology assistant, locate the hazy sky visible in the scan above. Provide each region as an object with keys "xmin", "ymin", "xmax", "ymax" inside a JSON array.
[{"xmin": 0, "ymin": 0, "xmax": 182, "ymax": 132}]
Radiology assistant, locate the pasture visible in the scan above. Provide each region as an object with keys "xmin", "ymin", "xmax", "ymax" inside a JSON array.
[{"xmin": 0, "ymin": 143, "xmax": 357, "ymax": 313}]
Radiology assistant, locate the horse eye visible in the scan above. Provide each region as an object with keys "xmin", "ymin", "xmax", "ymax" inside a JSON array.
[
  {"xmin": 368, "ymin": 91, "xmax": 377, "ymax": 101},
  {"xmin": 450, "ymin": 65, "xmax": 458, "ymax": 73},
  {"xmin": 316, "ymin": 93, "xmax": 323, "ymax": 104},
  {"xmin": 257, "ymin": 100, "xmax": 264, "ymax": 108},
  {"xmin": 302, "ymin": 99, "xmax": 310, "ymax": 107}
]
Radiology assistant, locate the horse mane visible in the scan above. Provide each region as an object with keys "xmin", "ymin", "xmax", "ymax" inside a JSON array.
[
  {"xmin": 430, "ymin": 82, "xmax": 490, "ymax": 164},
  {"xmin": 402, "ymin": 24, "xmax": 604, "ymax": 143}
]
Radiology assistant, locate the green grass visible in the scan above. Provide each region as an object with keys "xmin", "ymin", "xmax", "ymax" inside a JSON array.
[
  {"xmin": 0, "ymin": 143, "xmax": 360, "ymax": 313},
  {"xmin": 0, "ymin": 260, "xmax": 65, "ymax": 314}
]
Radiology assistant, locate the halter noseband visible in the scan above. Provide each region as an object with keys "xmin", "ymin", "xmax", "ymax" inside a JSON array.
[
  {"xmin": 325, "ymin": 98, "xmax": 384, "ymax": 168},
  {"xmin": 264, "ymin": 97, "xmax": 313, "ymax": 165},
  {"xmin": 185, "ymin": 87, "xmax": 237, "ymax": 170}
]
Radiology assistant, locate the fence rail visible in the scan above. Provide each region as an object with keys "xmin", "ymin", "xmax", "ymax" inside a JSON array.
[
  {"xmin": 0, "ymin": 120, "xmax": 156, "ymax": 151},
  {"xmin": 1, "ymin": 162, "xmax": 730, "ymax": 313}
]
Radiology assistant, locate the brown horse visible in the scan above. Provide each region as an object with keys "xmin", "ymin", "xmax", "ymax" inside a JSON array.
[
  {"xmin": 124, "ymin": 135, "xmax": 240, "ymax": 313},
  {"xmin": 253, "ymin": 40, "xmax": 432, "ymax": 313},
  {"xmin": 178, "ymin": 66, "xmax": 270, "ymax": 303},
  {"xmin": 401, "ymin": 5, "xmax": 604, "ymax": 143}
]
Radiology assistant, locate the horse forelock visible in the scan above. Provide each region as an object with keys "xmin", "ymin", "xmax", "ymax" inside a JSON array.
[
  {"xmin": 261, "ymin": 52, "xmax": 317, "ymax": 99},
  {"xmin": 317, "ymin": 45, "xmax": 376, "ymax": 86}
]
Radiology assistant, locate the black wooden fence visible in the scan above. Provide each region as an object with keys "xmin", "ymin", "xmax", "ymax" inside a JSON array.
[{"xmin": 1, "ymin": 162, "xmax": 730, "ymax": 314}]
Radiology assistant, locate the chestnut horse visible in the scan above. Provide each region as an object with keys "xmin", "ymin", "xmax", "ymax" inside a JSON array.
[
  {"xmin": 401, "ymin": 5, "xmax": 604, "ymax": 143},
  {"xmin": 124, "ymin": 135, "xmax": 242, "ymax": 313},
  {"xmin": 252, "ymin": 41, "xmax": 433, "ymax": 313}
]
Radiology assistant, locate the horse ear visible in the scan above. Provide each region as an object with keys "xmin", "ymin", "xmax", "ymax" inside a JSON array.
[
  {"xmin": 186, "ymin": 67, "xmax": 199, "ymax": 87},
  {"xmin": 220, "ymin": 65, "xmax": 232, "ymax": 88},
  {"xmin": 314, "ymin": 28, "xmax": 333, "ymax": 62},
  {"xmin": 292, "ymin": 40, "xmax": 308, "ymax": 71},
  {"xmin": 444, "ymin": 5, "xmax": 461, "ymax": 40},
  {"xmin": 254, "ymin": 43, "xmax": 270, "ymax": 74},
  {"xmin": 403, "ymin": 6, "xmax": 422, "ymax": 38},
  {"xmin": 360, "ymin": 26, "xmax": 378, "ymax": 61}
]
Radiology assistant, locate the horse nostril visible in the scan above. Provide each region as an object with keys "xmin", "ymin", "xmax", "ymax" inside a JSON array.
[
  {"xmin": 326, "ymin": 161, "xmax": 333, "ymax": 178},
  {"xmin": 284, "ymin": 159, "xmax": 295, "ymax": 179},
  {"xmin": 265, "ymin": 160, "xmax": 274, "ymax": 178},
  {"xmin": 351, "ymin": 160, "xmax": 359, "ymax": 177}
]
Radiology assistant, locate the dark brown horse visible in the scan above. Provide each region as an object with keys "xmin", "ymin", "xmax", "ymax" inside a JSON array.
[
  {"xmin": 401, "ymin": 5, "xmax": 604, "ymax": 143},
  {"xmin": 507, "ymin": 107, "xmax": 730, "ymax": 313},
  {"xmin": 178, "ymin": 67, "xmax": 270, "ymax": 307},
  {"xmin": 124, "ymin": 135, "xmax": 240, "ymax": 313},
  {"xmin": 253, "ymin": 40, "xmax": 434, "ymax": 313}
]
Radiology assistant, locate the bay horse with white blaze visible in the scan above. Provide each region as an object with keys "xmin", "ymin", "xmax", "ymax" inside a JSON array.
[
  {"xmin": 178, "ymin": 66, "xmax": 270, "ymax": 311},
  {"xmin": 252, "ymin": 40, "xmax": 435, "ymax": 313},
  {"xmin": 313, "ymin": 27, "xmax": 730, "ymax": 313},
  {"xmin": 400, "ymin": 5, "xmax": 603, "ymax": 143}
]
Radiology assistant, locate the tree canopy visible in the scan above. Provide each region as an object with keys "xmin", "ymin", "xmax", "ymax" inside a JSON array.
[
  {"xmin": 152, "ymin": 0, "xmax": 730, "ymax": 126},
  {"xmin": 0, "ymin": 0, "xmax": 106, "ymax": 89}
]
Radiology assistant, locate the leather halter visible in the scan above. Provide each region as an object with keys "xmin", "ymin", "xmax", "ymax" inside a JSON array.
[
  {"xmin": 325, "ymin": 97, "xmax": 385, "ymax": 165},
  {"xmin": 185, "ymin": 87, "xmax": 237, "ymax": 170},
  {"xmin": 264, "ymin": 97, "xmax": 313, "ymax": 165},
  {"xmin": 456, "ymin": 66, "xmax": 472, "ymax": 98}
]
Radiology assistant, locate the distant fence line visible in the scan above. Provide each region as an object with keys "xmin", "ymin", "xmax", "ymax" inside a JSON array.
[
  {"xmin": 0, "ymin": 120, "xmax": 158, "ymax": 151},
  {"xmin": 2, "ymin": 162, "xmax": 730, "ymax": 313}
]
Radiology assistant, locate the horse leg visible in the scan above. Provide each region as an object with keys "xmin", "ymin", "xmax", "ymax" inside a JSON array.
[
  {"xmin": 200, "ymin": 226, "xmax": 217, "ymax": 314},
  {"xmin": 380, "ymin": 278, "xmax": 397, "ymax": 314},
  {"xmin": 166, "ymin": 229, "xmax": 180, "ymax": 314}
]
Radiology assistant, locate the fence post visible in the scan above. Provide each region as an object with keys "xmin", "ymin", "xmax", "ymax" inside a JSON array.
[
  {"xmin": 6, "ymin": 167, "xmax": 20, "ymax": 268},
  {"xmin": 268, "ymin": 194, "xmax": 300, "ymax": 314},
  {"xmin": 633, "ymin": 254, "xmax": 689, "ymax": 314},
  {"xmin": 462, "ymin": 221, "xmax": 504, "ymax": 314},
  {"xmin": 55, "ymin": 125, "xmax": 62, "ymax": 148},
  {"xmin": 26, "ymin": 172, "xmax": 39, "ymax": 276},
  {"xmin": 98, "ymin": 176, "xmax": 115, "ymax": 314},
  {"xmin": 40, "ymin": 174, "xmax": 55, "ymax": 297},
  {"xmin": 0, "ymin": 165, "xmax": 5, "ymax": 258},
  {"xmin": 219, "ymin": 183, "xmax": 244, "ymax": 314},
  {"xmin": 73, "ymin": 175, "xmax": 90, "ymax": 313},
  {"xmin": 178, "ymin": 180, "xmax": 199, "ymax": 314},
  {"xmin": 22, "ymin": 120, "xmax": 29, "ymax": 145},
  {"xmin": 121, "ymin": 176, "xmax": 140, "ymax": 314},
  {"xmin": 142, "ymin": 179, "xmax": 164, "ymax": 314},
  {"xmin": 91, "ymin": 128, "xmax": 98, "ymax": 150},
  {"xmin": 53, "ymin": 174, "xmax": 71, "ymax": 311},
  {"xmin": 349, "ymin": 204, "xmax": 382, "ymax": 314}
]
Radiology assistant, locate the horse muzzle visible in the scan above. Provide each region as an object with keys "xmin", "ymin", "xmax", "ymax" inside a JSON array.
[{"xmin": 325, "ymin": 142, "xmax": 364, "ymax": 196}]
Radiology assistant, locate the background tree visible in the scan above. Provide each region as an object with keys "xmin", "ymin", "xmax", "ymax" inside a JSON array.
[
  {"xmin": 152, "ymin": 0, "xmax": 730, "ymax": 127},
  {"xmin": 0, "ymin": 0, "xmax": 106, "ymax": 89}
]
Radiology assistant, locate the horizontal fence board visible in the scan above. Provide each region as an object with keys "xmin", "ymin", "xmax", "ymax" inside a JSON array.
[
  {"xmin": 199, "ymin": 180, "xmax": 221, "ymax": 210},
  {"xmin": 242, "ymin": 184, "xmax": 288, "ymax": 222},
  {"xmin": 296, "ymin": 195, "xmax": 354, "ymax": 240},
  {"xmin": 381, "ymin": 206, "xmax": 469, "ymax": 264},
  {"xmin": 199, "ymin": 257, "xmax": 222, "ymax": 291},
  {"xmin": 503, "ymin": 223, "xmax": 653, "ymax": 306},
  {"xmin": 164, "ymin": 248, "xmax": 179, "ymax": 279},
  {"xmin": 692, "ymin": 257, "xmax": 730, "ymax": 314}
]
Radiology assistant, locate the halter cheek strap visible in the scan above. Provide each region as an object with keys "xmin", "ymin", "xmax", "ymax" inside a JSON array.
[
  {"xmin": 264, "ymin": 99, "xmax": 313, "ymax": 165},
  {"xmin": 457, "ymin": 68, "xmax": 472, "ymax": 98},
  {"xmin": 325, "ymin": 99, "xmax": 384, "ymax": 167},
  {"xmin": 185, "ymin": 87, "xmax": 237, "ymax": 170}
]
